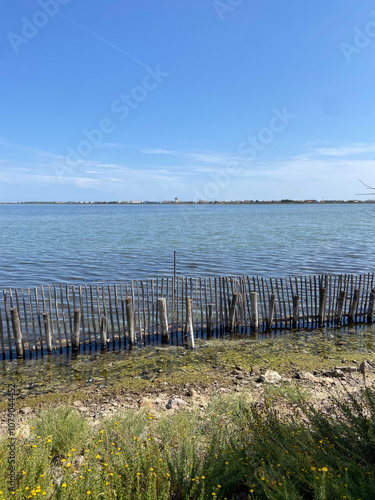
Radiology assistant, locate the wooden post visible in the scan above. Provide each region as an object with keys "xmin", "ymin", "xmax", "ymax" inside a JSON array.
[
  {"xmin": 250, "ymin": 292, "xmax": 258, "ymax": 330},
  {"xmin": 207, "ymin": 303, "xmax": 213, "ymax": 338},
  {"xmin": 229, "ymin": 293, "xmax": 239, "ymax": 331},
  {"xmin": 100, "ymin": 316, "xmax": 107, "ymax": 349},
  {"xmin": 292, "ymin": 294, "xmax": 299, "ymax": 328},
  {"xmin": 199, "ymin": 277, "xmax": 204, "ymax": 334},
  {"xmin": 186, "ymin": 297, "xmax": 195, "ymax": 349},
  {"xmin": 242, "ymin": 277, "xmax": 248, "ymax": 326},
  {"xmin": 126, "ymin": 297, "xmax": 135, "ymax": 347},
  {"xmin": 237, "ymin": 292, "xmax": 243, "ymax": 329},
  {"xmin": 34, "ymin": 288, "xmax": 43, "ymax": 349},
  {"xmin": 121, "ymin": 298, "xmax": 126, "ymax": 342},
  {"xmin": 46, "ymin": 286, "xmax": 55, "ymax": 344},
  {"xmin": 0, "ymin": 304, "xmax": 5, "ymax": 355},
  {"xmin": 174, "ymin": 251, "xmax": 177, "ymax": 284},
  {"xmin": 114, "ymin": 284, "xmax": 120, "ymax": 334},
  {"xmin": 348, "ymin": 288, "xmax": 360, "ymax": 324},
  {"xmin": 336, "ymin": 290, "xmax": 346, "ymax": 325},
  {"xmin": 72, "ymin": 309, "xmax": 80, "ymax": 351},
  {"xmin": 280, "ymin": 278, "xmax": 287, "ymax": 329},
  {"xmin": 158, "ymin": 298, "xmax": 169, "ymax": 343},
  {"xmin": 89, "ymin": 285, "xmax": 96, "ymax": 334},
  {"xmin": 11, "ymin": 308, "xmax": 23, "ymax": 358},
  {"xmin": 43, "ymin": 312, "xmax": 52, "ymax": 353},
  {"xmin": 266, "ymin": 294, "xmax": 275, "ymax": 330},
  {"xmin": 141, "ymin": 281, "xmax": 147, "ymax": 340},
  {"xmin": 66, "ymin": 285, "xmax": 72, "ymax": 334},
  {"xmin": 318, "ymin": 287, "xmax": 327, "ymax": 327},
  {"xmin": 367, "ymin": 288, "xmax": 375, "ymax": 323},
  {"xmin": 4, "ymin": 291, "xmax": 10, "ymax": 342},
  {"xmin": 136, "ymin": 281, "xmax": 142, "ymax": 343},
  {"xmin": 78, "ymin": 285, "xmax": 84, "ymax": 334},
  {"xmin": 108, "ymin": 284, "xmax": 115, "ymax": 334}
]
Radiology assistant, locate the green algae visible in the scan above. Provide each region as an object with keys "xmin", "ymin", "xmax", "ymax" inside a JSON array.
[{"xmin": 1, "ymin": 325, "xmax": 374, "ymax": 411}]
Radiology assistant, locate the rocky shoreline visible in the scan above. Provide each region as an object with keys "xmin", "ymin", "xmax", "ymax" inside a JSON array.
[{"xmin": 2, "ymin": 357, "xmax": 374, "ymax": 437}]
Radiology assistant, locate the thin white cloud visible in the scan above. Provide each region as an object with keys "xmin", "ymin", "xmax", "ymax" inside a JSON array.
[
  {"xmin": 314, "ymin": 143, "xmax": 375, "ymax": 157},
  {"xmin": 189, "ymin": 153, "xmax": 231, "ymax": 164},
  {"xmin": 95, "ymin": 142, "xmax": 130, "ymax": 148},
  {"xmin": 0, "ymin": 172, "xmax": 100, "ymax": 188},
  {"xmin": 141, "ymin": 148, "xmax": 177, "ymax": 155},
  {"xmin": 1, "ymin": 137, "xmax": 375, "ymax": 199}
]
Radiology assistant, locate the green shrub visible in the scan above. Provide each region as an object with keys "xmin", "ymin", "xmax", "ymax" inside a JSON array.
[
  {"xmin": 32, "ymin": 405, "xmax": 90, "ymax": 456},
  {"xmin": 0, "ymin": 386, "xmax": 374, "ymax": 499}
]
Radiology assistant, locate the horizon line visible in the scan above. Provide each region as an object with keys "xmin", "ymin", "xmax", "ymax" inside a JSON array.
[{"xmin": 0, "ymin": 199, "xmax": 373, "ymax": 205}]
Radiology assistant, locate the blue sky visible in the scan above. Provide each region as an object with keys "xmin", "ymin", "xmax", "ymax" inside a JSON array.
[{"xmin": 1, "ymin": 0, "xmax": 375, "ymax": 201}]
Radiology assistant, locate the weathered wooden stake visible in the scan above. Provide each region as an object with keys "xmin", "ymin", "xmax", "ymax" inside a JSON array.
[
  {"xmin": 318, "ymin": 287, "xmax": 327, "ymax": 327},
  {"xmin": 72, "ymin": 309, "xmax": 81, "ymax": 351},
  {"xmin": 229, "ymin": 293, "xmax": 239, "ymax": 331},
  {"xmin": 367, "ymin": 288, "xmax": 375, "ymax": 323},
  {"xmin": 126, "ymin": 297, "xmax": 135, "ymax": 347},
  {"xmin": 186, "ymin": 297, "xmax": 195, "ymax": 349},
  {"xmin": 207, "ymin": 303, "xmax": 213, "ymax": 337},
  {"xmin": 158, "ymin": 298, "xmax": 169, "ymax": 343},
  {"xmin": 100, "ymin": 316, "xmax": 107, "ymax": 349},
  {"xmin": 174, "ymin": 251, "xmax": 177, "ymax": 284},
  {"xmin": 0, "ymin": 305, "xmax": 4, "ymax": 355},
  {"xmin": 292, "ymin": 294, "xmax": 299, "ymax": 328},
  {"xmin": 250, "ymin": 291, "xmax": 258, "ymax": 330},
  {"xmin": 348, "ymin": 288, "xmax": 360, "ymax": 324},
  {"xmin": 11, "ymin": 308, "xmax": 23, "ymax": 358},
  {"xmin": 43, "ymin": 312, "xmax": 52, "ymax": 353},
  {"xmin": 266, "ymin": 294, "xmax": 275, "ymax": 330},
  {"xmin": 336, "ymin": 290, "xmax": 346, "ymax": 324},
  {"xmin": 4, "ymin": 291, "xmax": 10, "ymax": 341}
]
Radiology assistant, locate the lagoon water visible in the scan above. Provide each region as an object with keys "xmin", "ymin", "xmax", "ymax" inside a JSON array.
[{"xmin": 0, "ymin": 203, "xmax": 374, "ymax": 289}]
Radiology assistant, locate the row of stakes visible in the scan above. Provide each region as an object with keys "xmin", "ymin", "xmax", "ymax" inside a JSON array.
[
  {"xmin": 8, "ymin": 288, "xmax": 375, "ymax": 359},
  {"xmin": 9, "ymin": 296, "xmax": 208, "ymax": 358}
]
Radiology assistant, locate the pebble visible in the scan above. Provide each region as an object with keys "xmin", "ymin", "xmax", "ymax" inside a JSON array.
[
  {"xmin": 19, "ymin": 407, "xmax": 32, "ymax": 415},
  {"xmin": 260, "ymin": 370, "xmax": 282, "ymax": 384}
]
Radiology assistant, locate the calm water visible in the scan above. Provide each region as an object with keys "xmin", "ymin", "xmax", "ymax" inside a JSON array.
[{"xmin": 0, "ymin": 203, "xmax": 374, "ymax": 288}]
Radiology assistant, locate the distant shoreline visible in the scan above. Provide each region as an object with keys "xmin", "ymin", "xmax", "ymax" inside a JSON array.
[{"xmin": 0, "ymin": 200, "xmax": 374, "ymax": 205}]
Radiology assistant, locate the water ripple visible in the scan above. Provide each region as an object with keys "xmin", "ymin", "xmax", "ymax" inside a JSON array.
[{"xmin": 0, "ymin": 204, "xmax": 374, "ymax": 288}]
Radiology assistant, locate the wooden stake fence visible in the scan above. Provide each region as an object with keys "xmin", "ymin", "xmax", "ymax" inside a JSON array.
[{"xmin": 1, "ymin": 272, "xmax": 375, "ymax": 357}]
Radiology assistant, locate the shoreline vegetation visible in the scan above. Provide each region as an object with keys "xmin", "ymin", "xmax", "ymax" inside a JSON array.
[
  {"xmin": 1, "ymin": 370, "xmax": 374, "ymax": 499},
  {"xmin": 1, "ymin": 331, "xmax": 374, "ymax": 498},
  {"xmin": 0, "ymin": 200, "xmax": 375, "ymax": 205}
]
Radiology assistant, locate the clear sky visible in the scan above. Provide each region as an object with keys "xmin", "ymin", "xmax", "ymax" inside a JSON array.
[{"xmin": 1, "ymin": 0, "xmax": 375, "ymax": 202}]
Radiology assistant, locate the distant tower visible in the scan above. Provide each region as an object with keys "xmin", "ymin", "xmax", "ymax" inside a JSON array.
[{"xmin": 174, "ymin": 197, "xmax": 179, "ymax": 203}]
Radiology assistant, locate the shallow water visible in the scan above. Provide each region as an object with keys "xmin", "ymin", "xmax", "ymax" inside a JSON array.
[{"xmin": 1, "ymin": 324, "xmax": 374, "ymax": 402}]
